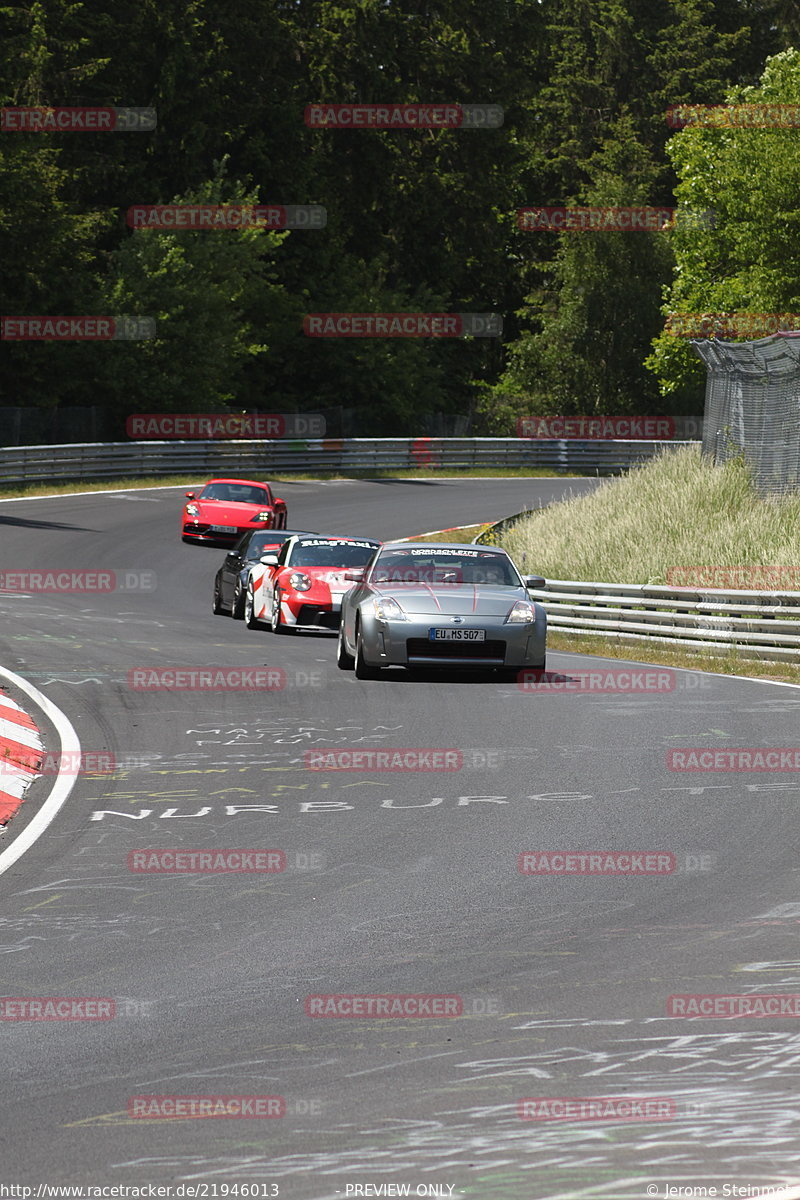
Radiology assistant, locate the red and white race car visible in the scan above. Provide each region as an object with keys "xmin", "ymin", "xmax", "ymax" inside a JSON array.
[
  {"xmin": 244, "ymin": 535, "xmax": 381, "ymax": 633},
  {"xmin": 181, "ymin": 478, "xmax": 287, "ymax": 545}
]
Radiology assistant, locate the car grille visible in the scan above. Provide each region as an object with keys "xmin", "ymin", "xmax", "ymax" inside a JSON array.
[
  {"xmin": 406, "ymin": 638, "xmax": 506, "ymax": 660},
  {"xmin": 184, "ymin": 524, "xmax": 236, "ymax": 538},
  {"xmin": 296, "ymin": 605, "xmax": 339, "ymax": 630}
]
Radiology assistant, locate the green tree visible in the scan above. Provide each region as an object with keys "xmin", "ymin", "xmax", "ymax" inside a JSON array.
[
  {"xmin": 91, "ymin": 165, "xmax": 292, "ymax": 417},
  {"xmin": 484, "ymin": 0, "xmax": 756, "ymax": 431},
  {"xmin": 647, "ymin": 48, "xmax": 800, "ymax": 403}
]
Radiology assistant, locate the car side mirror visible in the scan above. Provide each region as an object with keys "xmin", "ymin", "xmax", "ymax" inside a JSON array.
[
  {"xmin": 344, "ymin": 569, "xmax": 365, "ymax": 582},
  {"xmin": 260, "ymin": 553, "xmax": 279, "ymax": 565},
  {"xmin": 185, "ymin": 491, "xmax": 195, "ymax": 499},
  {"xmin": 274, "ymin": 497, "xmax": 285, "ymax": 506},
  {"xmin": 525, "ymin": 575, "xmax": 546, "ymax": 589}
]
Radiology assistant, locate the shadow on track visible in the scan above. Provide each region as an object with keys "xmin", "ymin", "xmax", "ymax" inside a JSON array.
[{"xmin": 0, "ymin": 514, "xmax": 100, "ymax": 532}]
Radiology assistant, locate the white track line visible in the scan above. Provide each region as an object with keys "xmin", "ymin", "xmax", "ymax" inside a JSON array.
[
  {"xmin": 554, "ymin": 647, "xmax": 800, "ymax": 691},
  {"xmin": 0, "ymin": 483, "xmax": 203, "ymax": 503},
  {"xmin": 0, "ymin": 667, "xmax": 80, "ymax": 876}
]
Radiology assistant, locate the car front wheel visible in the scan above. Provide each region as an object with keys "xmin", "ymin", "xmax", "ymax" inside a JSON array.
[
  {"xmin": 244, "ymin": 586, "xmax": 260, "ymax": 630},
  {"xmin": 354, "ymin": 624, "xmax": 380, "ymax": 680},
  {"xmin": 337, "ymin": 621, "xmax": 354, "ymax": 670},
  {"xmin": 231, "ymin": 579, "xmax": 246, "ymax": 619},
  {"xmin": 212, "ymin": 578, "xmax": 225, "ymax": 615},
  {"xmin": 270, "ymin": 593, "xmax": 288, "ymax": 634}
]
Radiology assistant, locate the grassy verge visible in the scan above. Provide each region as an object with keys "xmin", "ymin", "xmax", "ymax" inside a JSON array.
[
  {"xmin": 397, "ymin": 524, "xmax": 490, "ymax": 543},
  {"xmin": 0, "ymin": 465, "xmax": 591, "ymax": 501},
  {"xmin": 498, "ymin": 444, "xmax": 800, "ymax": 583},
  {"xmin": 489, "ymin": 444, "xmax": 800, "ymax": 685},
  {"xmin": 547, "ymin": 630, "xmax": 800, "ymax": 685}
]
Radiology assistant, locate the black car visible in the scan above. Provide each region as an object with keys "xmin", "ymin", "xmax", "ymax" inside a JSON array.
[{"xmin": 212, "ymin": 528, "xmax": 318, "ymax": 618}]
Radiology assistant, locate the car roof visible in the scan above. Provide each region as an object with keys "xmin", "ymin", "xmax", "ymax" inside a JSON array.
[
  {"xmin": 289, "ymin": 534, "xmax": 381, "ymax": 543},
  {"xmin": 378, "ymin": 541, "xmax": 508, "ymax": 553},
  {"xmin": 254, "ymin": 528, "xmax": 317, "ymax": 536},
  {"xmin": 201, "ymin": 477, "xmax": 273, "ymax": 488}
]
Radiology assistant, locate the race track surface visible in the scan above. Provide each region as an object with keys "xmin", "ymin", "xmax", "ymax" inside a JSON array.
[{"xmin": 1, "ymin": 477, "xmax": 799, "ymax": 1200}]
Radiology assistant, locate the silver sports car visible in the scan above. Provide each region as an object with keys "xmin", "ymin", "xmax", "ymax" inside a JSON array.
[{"xmin": 336, "ymin": 541, "xmax": 546, "ymax": 679}]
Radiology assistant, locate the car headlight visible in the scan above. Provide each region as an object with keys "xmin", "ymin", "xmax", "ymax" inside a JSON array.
[
  {"xmin": 289, "ymin": 572, "xmax": 312, "ymax": 592},
  {"xmin": 185, "ymin": 504, "xmax": 199, "ymax": 517},
  {"xmin": 374, "ymin": 597, "xmax": 407, "ymax": 621},
  {"xmin": 254, "ymin": 511, "xmax": 272, "ymax": 523},
  {"xmin": 505, "ymin": 600, "xmax": 538, "ymax": 623}
]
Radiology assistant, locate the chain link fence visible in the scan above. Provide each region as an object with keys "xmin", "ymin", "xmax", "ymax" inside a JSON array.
[{"xmin": 695, "ymin": 331, "xmax": 800, "ymax": 493}]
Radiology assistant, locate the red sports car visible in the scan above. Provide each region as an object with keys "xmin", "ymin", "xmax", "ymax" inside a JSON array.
[
  {"xmin": 244, "ymin": 534, "xmax": 381, "ymax": 633},
  {"xmin": 181, "ymin": 478, "xmax": 287, "ymax": 545}
]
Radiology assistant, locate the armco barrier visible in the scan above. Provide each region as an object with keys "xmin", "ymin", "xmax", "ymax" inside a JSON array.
[
  {"xmin": 476, "ymin": 513, "xmax": 800, "ymax": 663},
  {"xmin": 0, "ymin": 438, "xmax": 696, "ymax": 486},
  {"xmin": 525, "ymin": 579, "xmax": 800, "ymax": 662}
]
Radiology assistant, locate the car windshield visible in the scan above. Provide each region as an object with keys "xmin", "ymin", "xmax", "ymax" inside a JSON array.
[
  {"xmin": 246, "ymin": 531, "xmax": 294, "ymax": 559},
  {"xmin": 371, "ymin": 549, "xmax": 520, "ymax": 586},
  {"xmin": 289, "ymin": 539, "xmax": 378, "ymax": 568},
  {"xmin": 200, "ymin": 483, "xmax": 269, "ymax": 505}
]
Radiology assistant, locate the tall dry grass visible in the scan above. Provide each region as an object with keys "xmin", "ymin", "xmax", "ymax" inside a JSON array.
[{"xmin": 500, "ymin": 445, "xmax": 800, "ymax": 583}]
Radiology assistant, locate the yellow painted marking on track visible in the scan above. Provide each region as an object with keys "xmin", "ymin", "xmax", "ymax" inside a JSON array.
[
  {"xmin": 22, "ymin": 894, "xmax": 61, "ymax": 911},
  {"xmin": 63, "ymin": 1112, "xmax": 201, "ymax": 1127},
  {"xmin": 63, "ymin": 1110, "xmax": 134, "ymax": 1127},
  {"xmin": 207, "ymin": 788, "xmax": 260, "ymax": 796}
]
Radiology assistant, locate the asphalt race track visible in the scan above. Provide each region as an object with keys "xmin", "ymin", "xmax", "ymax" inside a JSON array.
[{"xmin": 1, "ymin": 477, "xmax": 800, "ymax": 1200}]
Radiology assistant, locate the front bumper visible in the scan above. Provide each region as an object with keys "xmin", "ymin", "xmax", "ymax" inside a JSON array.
[
  {"xmin": 183, "ymin": 518, "xmax": 275, "ymax": 543},
  {"xmin": 283, "ymin": 593, "xmax": 347, "ymax": 632},
  {"xmin": 361, "ymin": 614, "xmax": 546, "ymax": 669}
]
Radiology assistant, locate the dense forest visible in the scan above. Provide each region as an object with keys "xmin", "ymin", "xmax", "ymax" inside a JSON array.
[{"xmin": 1, "ymin": 0, "xmax": 799, "ymax": 438}]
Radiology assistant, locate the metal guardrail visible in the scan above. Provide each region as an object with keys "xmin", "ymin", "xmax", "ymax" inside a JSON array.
[
  {"xmin": 0, "ymin": 438, "xmax": 697, "ymax": 485},
  {"xmin": 526, "ymin": 579, "xmax": 800, "ymax": 662},
  {"xmin": 477, "ymin": 511, "xmax": 800, "ymax": 663}
]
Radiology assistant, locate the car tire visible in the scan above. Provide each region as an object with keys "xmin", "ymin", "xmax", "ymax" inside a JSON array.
[
  {"xmin": 336, "ymin": 621, "xmax": 354, "ymax": 670},
  {"xmin": 270, "ymin": 592, "xmax": 288, "ymax": 634},
  {"xmin": 212, "ymin": 578, "xmax": 225, "ymax": 615},
  {"xmin": 354, "ymin": 624, "xmax": 380, "ymax": 680},
  {"xmin": 244, "ymin": 586, "xmax": 260, "ymax": 630},
  {"xmin": 231, "ymin": 579, "xmax": 246, "ymax": 620}
]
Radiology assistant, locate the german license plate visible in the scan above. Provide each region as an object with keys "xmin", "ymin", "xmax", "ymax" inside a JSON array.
[
  {"xmin": 429, "ymin": 627, "xmax": 485, "ymax": 642},
  {"xmin": 211, "ymin": 525, "xmax": 238, "ymax": 533}
]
